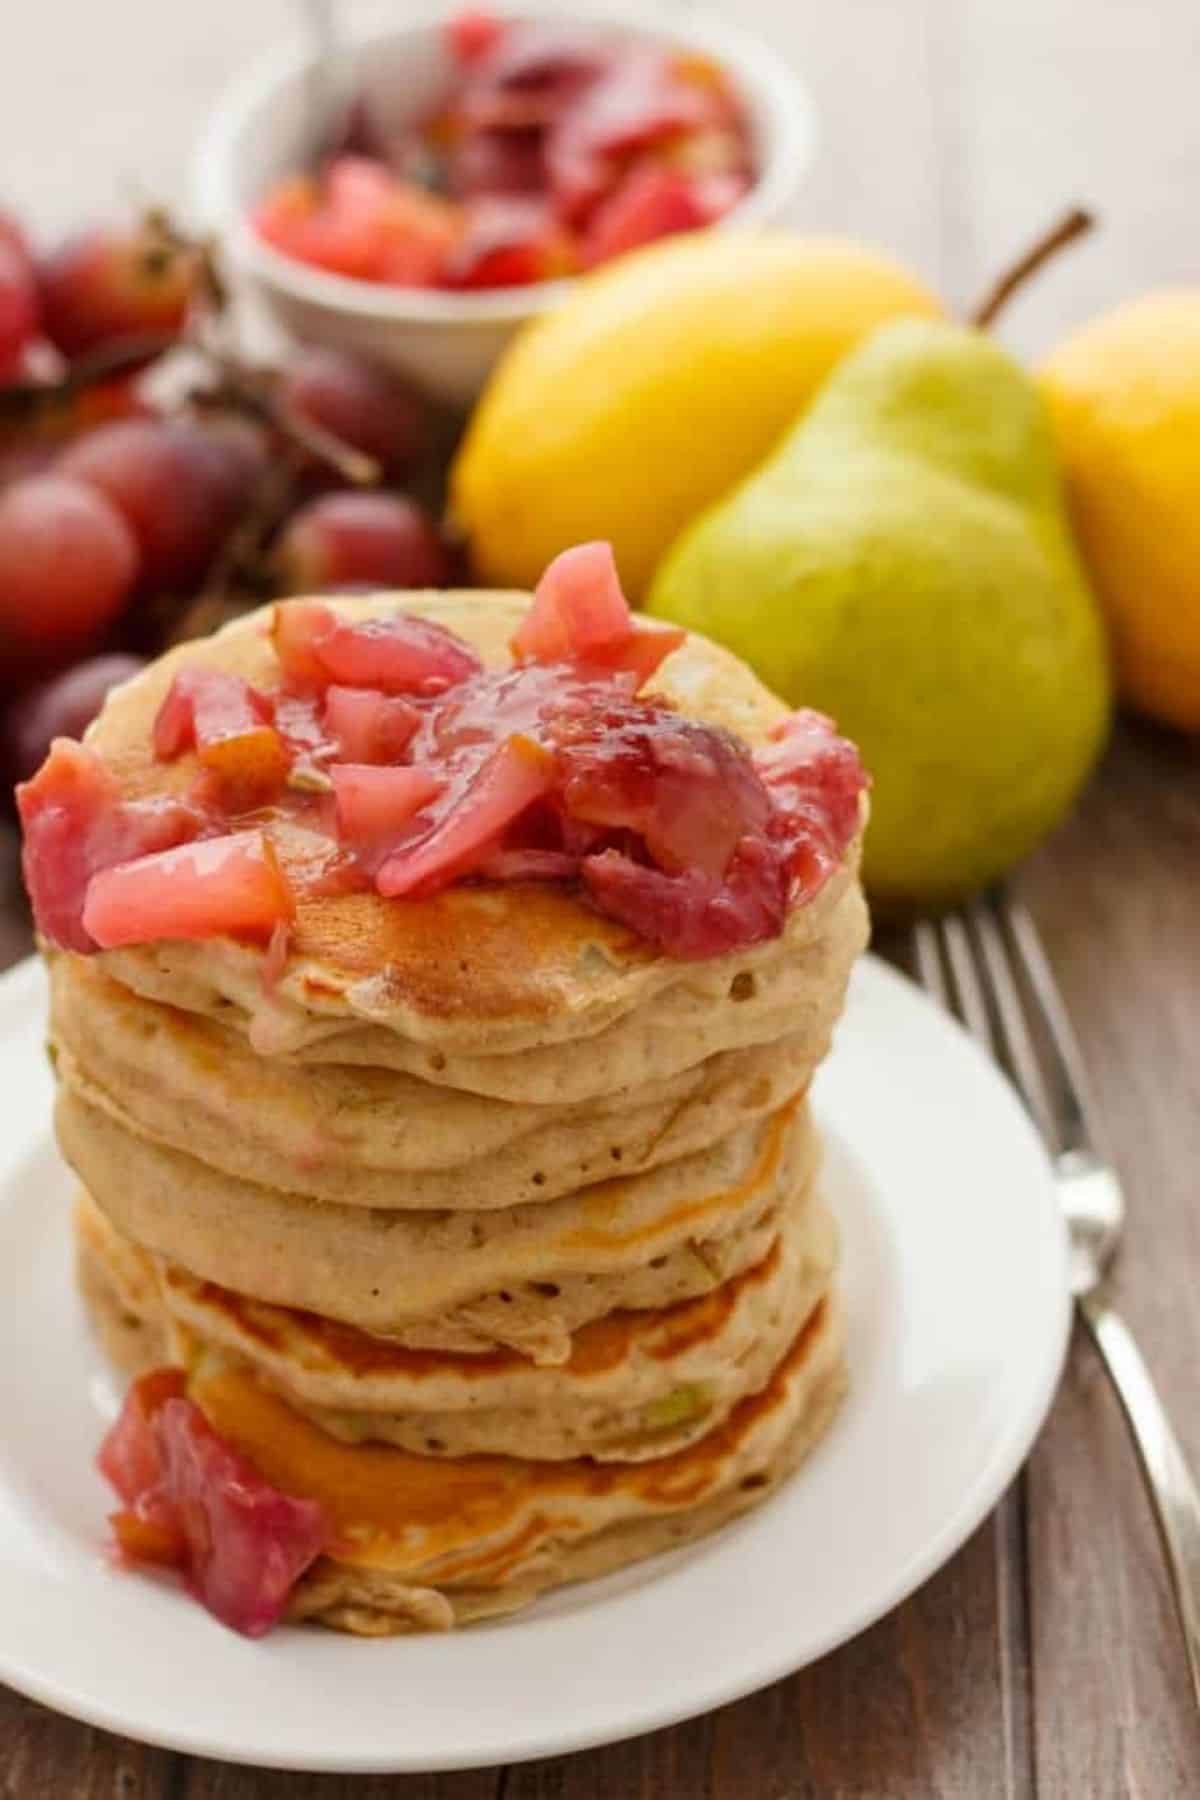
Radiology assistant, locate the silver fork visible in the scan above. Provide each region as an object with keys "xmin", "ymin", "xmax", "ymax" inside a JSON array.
[{"xmin": 914, "ymin": 891, "xmax": 1200, "ymax": 1710}]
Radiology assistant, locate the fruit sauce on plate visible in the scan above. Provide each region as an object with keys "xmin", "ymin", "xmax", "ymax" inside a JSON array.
[{"xmin": 18, "ymin": 540, "xmax": 866, "ymax": 971}]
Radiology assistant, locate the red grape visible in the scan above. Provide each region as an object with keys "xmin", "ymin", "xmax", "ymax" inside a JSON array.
[
  {"xmin": 0, "ymin": 475, "xmax": 138, "ymax": 668},
  {"xmin": 274, "ymin": 490, "xmax": 450, "ymax": 593},
  {"xmin": 278, "ymin": 346, "xmax": 427, "ymax": 476},
  {"xmin": 5, "ymin": 652, "xmax": 145, "ymax": 780},
  {"xmin": 0, "ymin": 237, "xmax": 38, "ymax": 380},
  {"xmin": 38, "ymin": 223, "xmax": 195, "ymax": 361},
  {"xmin": 60, "ymin": 416, "xmax": 260, "ymax": 589}
]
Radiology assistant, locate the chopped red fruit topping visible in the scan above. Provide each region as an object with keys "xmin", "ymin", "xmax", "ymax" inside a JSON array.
[
  {"xmin": 514, "ymin": 540, "xmax": 631, "ymax": 664},
  {"xmin": 445, "ymin": 7, "xmax": 507, "ymax": 66},
  {"xmin": 593, "ymin": 620, "xmax": 686, "ymax": 688},
  {"xmin": 556, "ymin": 699, "xmax": 770, "ymax": 876},
  {"xmin": 582, "ymin": 845, "xmax": 787, "ymax": 961},
  {"xmin": 98, "ymin": 1369, "xmax": 327, "ymax": 1638},
  {"xmin": 441, "ymin": 197, "xmax": 575, "ymax": 290},
  {"xmin": 323, "ymin": 685, "xmax": 420, "ymax": 763},
  {"xmin": 153, "ymin": 670, "xmax": 289, "ymax": 808},
  {"xmin": 578, "ymin": 164, "xmax": 712, "ymax": 268},
  {"xmin": 377, "ymin": 733, "xmax": 555, "ymax": 897},
  {"xmin": 272, "ymin": 600, "xmax": 482, "ymax": 695},
  {"xmin": 332, "ymin": 763, "xmax": 443, "ymax": 844},
  {"xmin": 82, "ymin": 830, "xmax": 294, "ymax": 949},
  {"xmin": 16, "ymin": 739, "xmax": 202, "ymax": 952},
  {"xmin": 755, "ymin": 709, "xmax": 869, "ymax": 899},
  {"xmin": 98, "ymin": 1366, "xmax": 186, "ymax": 1505}
]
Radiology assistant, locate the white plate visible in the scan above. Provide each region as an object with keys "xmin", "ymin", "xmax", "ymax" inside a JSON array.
[{"xmin": 0, "ymin": 952, "xmax": 1070, "ymax": 1773}]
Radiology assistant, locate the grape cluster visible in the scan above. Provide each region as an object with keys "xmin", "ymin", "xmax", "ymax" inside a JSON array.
[{"xmin": 0, "ymin": 207, "xmax": 450, "ymax": 785}]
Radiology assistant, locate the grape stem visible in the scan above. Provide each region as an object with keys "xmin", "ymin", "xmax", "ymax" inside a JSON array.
[
  {"xmin": 0, "ymin": 333, "xmax": 179, "ymax": 422},
  {"xmin": 190, "ymin": 339, "xmax": 381, "ymax": 487},
  {"xmin": 970, "ymin": 206, "xmax": 1095, "ymax": 328}
]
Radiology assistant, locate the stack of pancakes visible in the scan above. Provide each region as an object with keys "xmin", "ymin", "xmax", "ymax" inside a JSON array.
[{"xmin": 53, "ymin": 593, "xmax": 868, "ymax": 1633}]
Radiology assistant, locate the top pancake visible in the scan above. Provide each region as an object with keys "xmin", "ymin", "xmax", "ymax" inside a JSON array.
[{"xmin": 84, "ymin": 592, "xmax": 867, "ymax": 1066}]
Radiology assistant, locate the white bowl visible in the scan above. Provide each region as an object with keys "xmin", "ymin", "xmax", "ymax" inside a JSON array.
[{"xmin": 192, "ymin": 3, "xmax": 817, "ymax": 406}]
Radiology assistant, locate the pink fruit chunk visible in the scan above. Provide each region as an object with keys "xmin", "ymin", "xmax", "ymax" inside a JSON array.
[
  {"xmin": 153, "ymin": 669, "xmax": 288, "ymax": 808},
  {"xmin": 511, "ymin": 540, "xmax": 632, "ymax": 664},
  {"xmin": 273, "ymin": 600, "xmax": 481, "ymax": 695},
  {"xmin": 446, "ymin": 7, "xmax": 507, "ymax": 65},
  {"xmin": 323, "ymin": 686, "xmax": 421, "ymax": 763},
  {"xmin": 546, "ymin": 52, "xmax": 720, "ymax": 222},
  {"xmin": 82, "ymin": 829, "xmax": 294, "ymax": 949},
  {"xmin": 441, "ymin": 197, "xmax": 574, "ymax": 289},
  {"xmin": 598, "ymin": 621, "xmax": 686, "ymax": 689},
  {"xmin": 557, "ymin": 700, "xmax": 770, "ymax": 877},
  {"xmin": 582, "ymin": 845, "xmax": 787, "ymax": 961},
  {"xmin": 17, "ymin": 739, "xmax": 201, "ymax": 952},
  {"xmin": 578, "ymin": 163, "xmax": 711, "ymax": 268},
  {"xmin": 98, "ymin": 1367, "xmax": 187, "ymax": 1506},
  {"xmin": 332, "ymin": 763, "xmax": 443, "ymax": 843},
  {"xmin": 98, "ymin": 1369, "xmax": 327, "ymax": 1638},
  {"xmin": 754, "ymin": 709, "xmax": 868, "ymax": 898},
  {"xmin": 154, "ymin": 1396, "xmax": 327, "ymax": 1637},
  {"xmin": 377, "ymin": 733, "xmax": 554, "ymax": 896}
]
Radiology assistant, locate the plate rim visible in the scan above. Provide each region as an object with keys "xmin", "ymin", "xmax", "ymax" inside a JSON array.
[{"xmin": 0, "ymin": 950, "xmax": 1072, "ymax": 1773}]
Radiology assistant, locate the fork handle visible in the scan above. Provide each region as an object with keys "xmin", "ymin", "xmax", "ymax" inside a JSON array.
[{"xmin": 1080, "ymin": 1288, "xmax": 1200, "ymax": 1709}]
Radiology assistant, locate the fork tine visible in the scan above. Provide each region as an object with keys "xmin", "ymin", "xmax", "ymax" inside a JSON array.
[
  {"xmin": 913, "ymin": 919, "xmax": 949, "ymax": 1008},
  {"xmin": 940, "ymin": 911, "xmax": 997, "ymax": 1053},
  {"xmin": 997, "ymin": 893, "xmax": 1097, "ymax": 1154},
  {"xmin": 968, "ymin": 896, "xmax": 1061, "ymax": 1149}
]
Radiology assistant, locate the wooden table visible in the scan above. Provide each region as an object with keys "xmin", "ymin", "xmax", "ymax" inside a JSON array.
[{"xmin": 3, "ymin": 1, "xmax": 1200, "ymax": 1793}]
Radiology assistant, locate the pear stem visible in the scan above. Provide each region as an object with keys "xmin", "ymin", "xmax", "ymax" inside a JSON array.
[{"xmin": 970, "ymin": 207, "xmax": 1096, "ymax": 328}]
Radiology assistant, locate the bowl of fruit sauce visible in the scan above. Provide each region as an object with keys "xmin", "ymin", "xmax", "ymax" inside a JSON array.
[{"xmin": 193, "ymin": 4, "xmax": 815, "ymax": 405}]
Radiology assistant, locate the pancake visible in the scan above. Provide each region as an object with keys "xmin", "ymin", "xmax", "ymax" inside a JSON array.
[
  {"xmin": 51, "ymin": 954, "xmax": 825, "ymax": 1211},
  {"xmin": 97, "ymin": 863, "xmax": 869, "ymax": 1105},
  {"xmin": 80, "ymin": 590, "xmax": 868, "ymax": 1088},
  {"xmin": 57, "ymin": 1082, "xmax": 818, "ymax": 1359},
  {"xmin": 235, "ymin": 1296, "xmax": 847, "ymax": 1634},
  {"xmin": 77, "ymin": 1187, "xmax": 838, "ymax": 1462}
]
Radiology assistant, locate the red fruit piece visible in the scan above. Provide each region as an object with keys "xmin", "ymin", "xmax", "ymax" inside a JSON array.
[
  {"xmin": 512, "ymin": 540, "xmax": 632, "ymax": 664},
  {"xmin": 17, "ymin": 738, "xmax": 200, "ymax": 952},
  {"xmin": 582, "ymin": 843, "xmax": 788, "ymax": 961},
  {"xmin": 273, "ymin": 599, "xmax": 481, "ymax": 695},
  {"xmin": 154, "ymin": 1396, "xmax": 327, "ymax": 1637},
  {"xmin": 253, "ymin": 158, "xmax": 459, "ymax": 288},
  {"xmin": 97, "ymin": 1366, "xmax": 187, "ymax": 1505},
  {"xmin": 578, "ymin": 163, "xmax": 711, "ymax": 268},
  {"xmin": 442, "ymin": 198, "xmax": 574, "ymax": 289},
  {"xmin": 754, "ymin": 709, "xmax": 868, "ymax": 898},
  {"xmin": 0, "ymin": 237, "xmax": 38, "ymax": 380},
  {"xmin": 0, "ymin": 475, "xmax": 138, "ymax": 670},
  {"xmin": 377, "ymin": 733, "xmax": 554, "ymax": 896},
  {"xmin": 275, "ymin": 491, "xmax": 451, "ymax": 594},
  {"xmin": 82, "ymin": 829, "xmax": 294, "ymax": 949},
  {"xmin": 323, "ymin": 685, "xmax": 420, "ymax": 762},
  {"xmin": 556, "ymin": 699, "xmax": 770, "ymax": 877},
  {"xmin": 38, "ymin": 223, "xmax": 195, "ymax": 361},
  {"xmin": 97, "ymin": 1369, "xmax": 327, "ymax": 1638},
  {"xmin": 279, "ymin": 345, "xmax": 427, "ymax": 478},
  {"xmin": 598, "ymin": 621, "xmax": 687, "ymax": 688},
  {"xmin": 332, "ymin": 763, "xmax": 442, "ymax": 842},
  {"xmin": 546, "ymin": 52, "xmax": 721, "ymax": 222},
  {"xmin": 153, "ymin": 669, "xmax": 289, "ymax": 808},
  {"xmin": 61, "ymin": 418, "xmax": 253, "ymax": 591},
  {"xmin": 446, "ymin": 7, "xmax": 507, "ymax": 65}
]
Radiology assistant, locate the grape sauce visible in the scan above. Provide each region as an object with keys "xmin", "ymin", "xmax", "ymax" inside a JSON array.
[{"xmin": 18, "ymin": 560, "xmax": 867, "ymax": 963}]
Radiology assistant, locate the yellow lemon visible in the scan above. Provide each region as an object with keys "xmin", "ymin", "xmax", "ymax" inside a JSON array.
[
  {"xmin": 451, "ymin": 231, "xmax": 942, "ymax": 599},
  {"xmin": 1040, "ymin": 291, "xmax": 1200, "ymax": 730}
]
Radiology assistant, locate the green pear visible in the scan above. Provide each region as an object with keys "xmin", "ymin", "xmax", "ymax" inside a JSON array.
[{"xmin": 647, "ymin": 319, "xmax": 1111, "ymax": 911}]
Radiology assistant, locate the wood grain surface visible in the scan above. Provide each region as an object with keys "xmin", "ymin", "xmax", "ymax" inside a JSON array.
[{"xmin": 2, "ymin": 1, "xmax": 1199, "ymax": 1794}]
